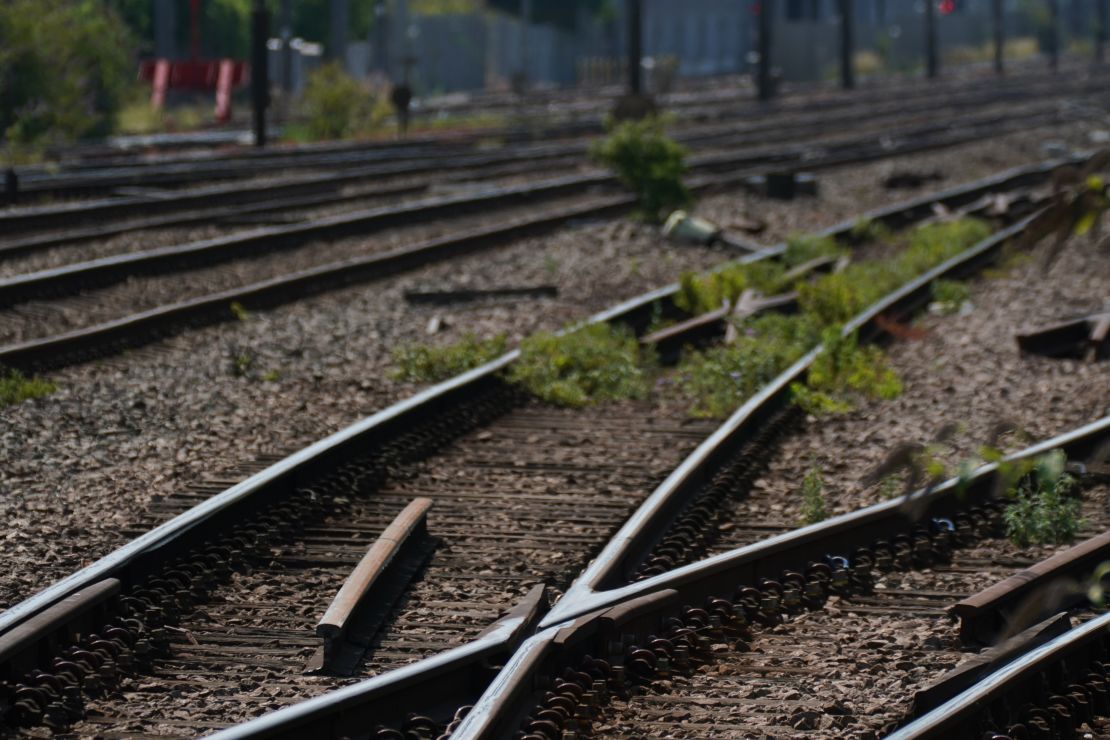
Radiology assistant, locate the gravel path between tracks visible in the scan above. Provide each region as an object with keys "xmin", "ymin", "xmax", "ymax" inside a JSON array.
[
  {"xmin": 0, "ymin": 122, "xmax": 1103, "ymax": 612},
  {"xmin": 600, "ymin": 484, "xmax": 1110, "ymax": 739},
  {"xmin": 704, "ymin": 225, "xmax": 1110, "ymax": 552}
]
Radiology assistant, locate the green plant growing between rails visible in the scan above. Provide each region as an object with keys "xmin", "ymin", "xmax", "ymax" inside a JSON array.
[
  {"xmin": 677, "ymin": 313, "xmax": 821, "ymax": 418},
  {"xmin": 799, "ymin": 467, "xmax": 828, "ymax": 525},
  {"xmin": 0, "ymin": 370, "xmax": 56, "ymax": 408},
  {"xmin": 590, "ymin": 116, "xmax": 692, "ymax": 223},
  {"xmin": 392, "ymin": 334, "xmax": 508, "ymax": 383},
  {"xmin": 507, "ymin": 323, "xmax": 655, "ymax": 407},
  {"xmin": 790, "ymin": 329, "xmax": 902, "ymax": 416},
  {"xmin": 1003, "ymin": 450, "xmax": 1084, "ymax": 547},
  {"xmin": 930, "ymin": 279, "xmax": 971, "ymax": 315}
]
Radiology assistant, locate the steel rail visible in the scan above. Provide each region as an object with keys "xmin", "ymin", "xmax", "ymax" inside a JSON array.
[
  {"xmin": 13, "ymin": 65, "xmax": 1065, "ymax": 191},
  {"xmin": 887, "ymin": 610, "xmax": 1110, "ymax": 739},
  {"xmin": 5, "ymin": 68, "xmax": 1096, "ymax": 218},
  {"xmin": 448, "ymin": 417, "xmax": 1110, "ymax": 738},
  {"xmin": 0, "ymin": 160, "xmax": 1085, "ymax": 737},
  {"xmin": 0, "ymin": 156, "xmax": 1066, "ymax": 641},
  {"xmin": 540, "ymin": 212, "xmax": 1045, "ymax": 627},
  {"xmin": 208, "ymin": 584, "xmax": 549, "ymax": 740},
  {"xmin": 0, "ymin": 80, "xmax": 1043, "ymax": 244},
  {"xmin": 0, "ymin": 110, "xmax": 1079, "ymax": 373},
  {"xmin": 0, "ymin": 94, "xmax": 1074, "ymax": 284}
]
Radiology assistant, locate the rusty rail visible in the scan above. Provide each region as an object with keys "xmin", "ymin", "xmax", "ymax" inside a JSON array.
[
  {"xmin": 310, "ymin": 498, "xmax": 436, "ymax": 675},
  {"xmin": 950, "ymin": 530, "xmax": 1110, "ymax": 645}
]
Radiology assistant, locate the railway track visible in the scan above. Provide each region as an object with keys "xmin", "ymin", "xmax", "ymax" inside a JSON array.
[
  {"xmin": 1, "ymin": 157, "xmax": 1098, "ymax": 737},
  {"xmin": 0, "ymin": 116, "xmax": 1086, "ymax": 373},
  {"xmin": 2, "ymin": 64, "xmax": 1100, "ymax": 230}
]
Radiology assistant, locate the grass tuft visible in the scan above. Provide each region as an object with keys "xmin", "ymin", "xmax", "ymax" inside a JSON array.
[
  {"xmin": 391, "ymin": 334, "xmax": 508, "ymax": 384},
  {"xmin": 507, "ymin": 324, "xmax": 654, "ymax": 407},
  {"xmin": 1004, "ymin": 450, "xmax": 1084, "ymax": 547},
  {"xmin": 799, "ymin": 467, "xmax": 828, "ymax": 525},
  {"xmin": 1, "ymin": 370, "xmax": 56, "ymax": 407}
]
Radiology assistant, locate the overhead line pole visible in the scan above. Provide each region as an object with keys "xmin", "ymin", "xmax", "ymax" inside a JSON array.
[
  {"xmin": 992, "ymin": 0, "xmax": 1005, "ymax": 75},
  {"xmin": 839, "ymin": 0, "xmax": 855, "ymax": 89},
  {"xmin": 627, "ymin": 0, "xmax": 643, "ymax": 95},
  {"xmin": 924, "ymin": 0, "xmax": 938, "ymax": 79},
  {"xmin": 758, "ymin": 0, "xmax": 774, "ymax": 100},
  {"xmin": 251, "ymin": 0, "xmax": 270, "ymax": 147}
]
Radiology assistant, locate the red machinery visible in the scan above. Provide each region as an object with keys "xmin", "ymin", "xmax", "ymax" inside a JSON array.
[{"xmin": 138, "ymin": 0, "xmax": 250, "ymax": 123}]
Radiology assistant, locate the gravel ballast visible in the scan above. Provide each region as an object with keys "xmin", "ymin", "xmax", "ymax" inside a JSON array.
[{"xmin": 0, "ymin": 122, "xmax": 1104, "ymax": 614}]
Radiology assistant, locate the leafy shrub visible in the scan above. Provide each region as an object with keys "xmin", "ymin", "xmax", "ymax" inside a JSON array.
[
  {"xmin": 677, "ymin": 314, "xmax": 820, "ymax": 418},
  {"xmin": 799, "ymin": 467, "xmax": 828, "ymax": 525},
  {"xmin": 392, "ymin": 334, "xmax": 508, "ymax": 383},
  {"xmin": 798, "ymin": 218, "xmax": 990, "ymax": 325},
  {"xmin": 589, "ymin": 116, "xmax": 691, "ymax": 222},
  {"xmin": 1, "ymin": 370, "xmax": 56, "ymax": 407},
  {"xmin": 1003, "ymin": 450, "xmax": 1084, "ymax": 546},
  {"xmin": 507, "ymin": 324, "xmax": 654, "ymax": 407},
  {"xmin": 300, "ymin": 63, "xmax": 381, "ymax": 141},
  {"xmin": 791, "ymin": 329, "xmax": 902, "ymax": 415},
  {"xmin": 1, "ymin": 0, "xmax": 134, "ymax": 149},
  {"xmin": 674, "ymin": 261, "xmax": 787, "ymax": 315}
]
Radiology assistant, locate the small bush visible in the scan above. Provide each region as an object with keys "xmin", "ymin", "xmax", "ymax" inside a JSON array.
[
  {"xmin": 1003, "ymin": 450, "xmax": 1084, "ymax": 546},
  {"xmin": 392, "ymin": 334, "xmax": 508, "ymax": 383},
  {"xmin": 590, "ymin": 116, "xmax": 692, "ymax": 222},
  {"xmin": 674, "ymin": 261, "xmax": 787, "ymax": 316},
  {"xmin": 677, "ymin": 313, "xmax": 820, "ymax": 418},
  {"xmin": 507, "ymin": 324, "xmax": 654, "ymax": 407},
  {"xmin": 799, "ymin": 467, "xmax": 828, "ymax": 525},
  {"xmin": 798, "ymin": 218, "xmax": 990, "ymax": 325},
  {"xmin": 300, "ymin": 63, "xmax": 381, "ymax": 141},
  {"xmin": 1, "ymin": 370, "xmax": 56, "ymax": 407},
  {"xmin": 791, "ymin": 329, "xmax": 902, "ymax": 415}
]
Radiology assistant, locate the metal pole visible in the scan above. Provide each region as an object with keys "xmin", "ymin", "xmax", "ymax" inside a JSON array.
[
  {"xmin": 1099, "ymin": 0, "xmax": 1107, "ymax": 63},
  {"xmin": 924, "ymin": 0, "xmax": 938, "ymax": 78},
  {"xmin": 373, "ymin": 0, "xmax": 389, "ymax": 75},
  {"xmin": 992, "ymin": 0, "xmax": 1004, "ymax": 74},
  {"xmin": 1047, "ymin": 0, "xmax": 1059, "ymax": 72},
  {"xmin": 251, "ymin": 0, "xmax": 270, "ymax": 147},
  {"xmin": 839, "ymin": 0, "xmax": 854, "ymax": 89},
  {"xmin": 330, "ymin": 0, "xmax": 349, "ymax": 65},
  {"xmin": 280, "ymin": 0, "xmax": 293, "ymax": 93},
  {"xmin": 154, "ymin": 0, "xmax": 177, "ymax": 59},
  {"xmin": 520, "ymin": 0, "xmax": 532, "ymax": 83},
  {"xmin": 758, "ymin": 0, "xmax": 774, "ymax": 100},
  {"xmin": 190, "ymin": 0, "xmax": 202, "ymax": 59},
  {"xmin": 627, "ymin": 0, "xmax": 642, "ymax": 95}
]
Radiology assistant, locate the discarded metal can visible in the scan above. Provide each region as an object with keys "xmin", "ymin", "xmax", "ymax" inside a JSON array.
[{"xmin": 663, "ymin": 210, "xmax": 722, "ymax": 245}]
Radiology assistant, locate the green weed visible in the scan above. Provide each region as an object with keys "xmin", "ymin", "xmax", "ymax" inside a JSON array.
[
  {"xmin": 677, "ymin": 314, "xmax": 820, "ymax": 418},
  {"xmin": 674, "ymin": 261, "xmax": 787, "ymax": 315},
  {"xmin": 0, "ymin": 370, "xmax": 56, "ymax": 407},
  {"xmin": 849, "ymin": 217, "xmax": 893, "ymax": 244},
  {"xmin": 229, "ymin": 301, "xmax": 250, "ymax": 322},
  {"xmin": 931, "ymin": 279, "xmax": 971, "ymax": 315},
  {"xmin": 791, "ymin": 329, "xmax": 902, "ymax": 415},
  {"xmin": 391, "ymin": 334, "xmax": 508, "ymax": 383},
  {"xmin": 783, "ymin": 233, "xmax": 846, "ymax": 267},
  {"xmin": 799, "ymin": 467, "xmax": 828, "ymax": 525},
  {"xmin": 1003, "ymin": 450, "xmax": 1084, "ymax": 546},
  {"xmin": 798, "ymin": 218, "xmax": 990, "ymax": 325},
  {"xmin": 589, "ymin": 116, "xmax": 691, "ymax": 222},
  {"xmin": 506, "ymin": 324, "xmax": 654, "ymax": 407}
]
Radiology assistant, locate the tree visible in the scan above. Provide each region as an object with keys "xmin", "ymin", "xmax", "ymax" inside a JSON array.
[{"xmin": 0, "ymin": 0, "xmax": 134, "ymax": 147}]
